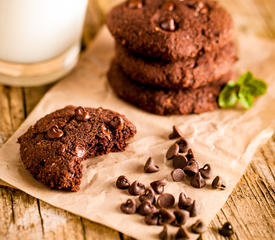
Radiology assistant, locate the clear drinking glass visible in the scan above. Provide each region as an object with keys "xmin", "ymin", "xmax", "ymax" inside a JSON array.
[{"xmin": 0, "ymin": 0, "xmax": 88, "ymax": 86}]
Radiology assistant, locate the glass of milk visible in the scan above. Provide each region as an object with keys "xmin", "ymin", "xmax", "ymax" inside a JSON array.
[{"xmin": 0, "ymin": 0, "xmax": 88, "ymax": 86}]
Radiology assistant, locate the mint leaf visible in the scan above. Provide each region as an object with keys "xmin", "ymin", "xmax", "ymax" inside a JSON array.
[
  {"xmin": 218, "ymin": 85, "xmax": 238, "ymax": 108},
  {"xmin": 238, "ymin": 87, "xmax": 254, "ymax": 109},
  {"xmin": 236, "ymin": 71, "xmax": 253, "ymax": 85},
  {"xmin": 242, "ymin": 78, "xmax": 267, "ymax": 96}
]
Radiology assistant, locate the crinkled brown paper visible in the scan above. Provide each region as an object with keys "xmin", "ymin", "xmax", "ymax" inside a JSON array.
[{"xmin": 0, "ymin": 27, "xmax": 275, "ymax": 239}]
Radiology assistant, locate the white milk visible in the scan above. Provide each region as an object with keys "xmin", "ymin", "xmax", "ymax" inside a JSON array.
[{"xmin": 0, "ymin": 0, "xmax": 88, "ymax": 86}]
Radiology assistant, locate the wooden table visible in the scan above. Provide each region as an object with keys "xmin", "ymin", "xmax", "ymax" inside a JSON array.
[{"xmin": 0, "ymin": 0, "xmax": 274, "ymax": 239}]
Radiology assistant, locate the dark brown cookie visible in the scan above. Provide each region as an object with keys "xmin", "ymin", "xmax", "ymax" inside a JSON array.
[
  {"xmin": 115, "ymin": 42, "xmax": 236, "ymax": 89},
  {"xmin": 107, "ymin": 61, "xmax": 231, "ymax": 115},
  {"xmin": 107, "ymin": 0, "xmax": 234, "ymax": 61},
  {"xmin": 18, "ymin": 106, "xmax": 136, "ymax": 191}
]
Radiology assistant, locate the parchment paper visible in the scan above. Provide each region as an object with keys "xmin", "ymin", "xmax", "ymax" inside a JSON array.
[{"xmin": 0, "ymin": 26, "xmax": 275, "ymax": 239}]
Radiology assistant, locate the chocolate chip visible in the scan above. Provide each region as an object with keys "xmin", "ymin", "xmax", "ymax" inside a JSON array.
[
  {"xmin": 128, "ymin": 180, "xmax": 146, "ymax": 195},
  {"xmin": 158, "ymin": 208, "xmax": 175, "ymax": 225},
  {"xmin": 144, "ymin": 157, "xmax": 159, "ymax": 173},
  {"xmin": 191, "ymin": 219, "xmax": 206, "ymax": 233},
  {"xmin": 109, "ymin": 116, "xmax": 124, "ymax": 130},
  {"xmin": 183, "ymin": 159, "xmax": 199, "ymax": 176},
  {"xmin": 160, "ymin": 18, "xmax": 176, "ymax": 31},
  {"xmin": 128, "ymin": 0, "xmax": 142, "ymax": 9},
  {"xmin": 75, "ymin": 107, "xmax": 90, "ymax": 121},
  {"xmin": 166, "ymin": 143, "xmax": 179, "ymax": 160},
  {"xmin": 168, "ymin": 125, "xmax": 184, "ymax": 139},
  {"xmin": 47, "ymin": 125, "xmax": 64, "ymax": 139},
  {"xmin": 176, "ymin": 138, "xmax": 189, "ymax": 153},
  {"xmin": 99, "ymin": 124, "xmax": 111, "ymax": 140},
  {"xmin": 162, "ymin": 2, "xmax": 175, "ymax": 11},
  {"xmin": 159, "ymin": 225, "xmax": 168, "ymax": 240},
  {"xmin": 150, "ymin": 179, "xmax": 168, "ymax": 194},
  {"xmin": 157, "ymin": 193, "xmax": 175, "ymax": 208},
  {"xmin": 172, "ymin": 210, "xmax": 189, "ymax": 226},
  {"xmin": 74, "ymin": 145, "xmax": 86, "ymax": 158},
  {"xmin": 190, "ymin": 172, "xmax": 206, "ymax": 188},
  {"xmin": 219, "ymin": 222, "xmax": 234, "ymax": 237},
  {"xmin": 199, "ymin": 164, "xmax": 211, "ymax": 179},
  {"xmin": 185, "ymin": 148, "xmax": 194, "ymax": 161},
  {"xmin": 212, "ymin": 176, "xmax": 226, "ymax": 190},
  {"xmin": 196, "ymin": 2, "xmax": 208, "ymax": 14},
  {"xmin": 178, "ymin": 192, "xmax": 193, "ymax": 210},
  {"xmin": 175, "ymin": 226, "xmax": 190, "ymax": 239},
  {"xmin": 120, "ymin": 199, "xmax": 136, "ymax": 214},
  {"xmin": 187, "ymin": 200, "xmax": 200, "ymax": 217},
  {"xmin": 197, "ymin": 235, "xmax": 203, "ymax": 240},
  {"xmin": 172, "ymin": 154, "xmax": 188, "ymax": 169},
  {"xmin": 116, "ymin": 175, "xmax": 130, "ymax": 189},
  {"xmin": 139, "ymin": 188, "xmax": 155, "ymax": 203},
  {"xmin": 171, "ymin": 168, "xmax": 185, "ymax": 182},
  {"xmin": 145, "ymin": 211, "xmax": 159, "ymax": 225},
  {"xmin": 137, "ymin": 200, "xmax": 157, "ymax": 216}
]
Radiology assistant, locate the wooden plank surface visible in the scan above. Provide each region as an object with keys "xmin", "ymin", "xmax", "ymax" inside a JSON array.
[{"xmin": 0, "ymin": 0, "xmax": 274, "ymax": 239}]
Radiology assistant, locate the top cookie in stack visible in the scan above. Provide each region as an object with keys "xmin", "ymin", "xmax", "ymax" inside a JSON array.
[{"xmin": 106, "ymin": 0, "xmax": 237, "ymax": 115}]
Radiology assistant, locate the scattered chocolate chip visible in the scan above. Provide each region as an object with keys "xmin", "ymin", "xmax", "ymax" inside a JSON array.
[
  {"xmin": 109, "ymin": 116, "xmax": 123, "ymax": 130},
  {"xmin": 47, "ymin": 125, "xmax": 64, "ymax": 139},
  {"xmin": 187, "ymin": 200, "xmax": 200, "ymax": 217},
  {"xmin": 128, "ymin": 0, "xmax": 142, "ymax": 9},
  {"xmin": 157, "ymin": 193, "xmax": 175, "ymax": 208},
  {"xmin": 166, "ymin": 143, "xmax": 179, "ymax": 160},
  {"xmin": 99, "ymin": 124, "xmax": 111, "ymax": 140},
  {"xmin": 190, "ymin": 172, "xmax": 206, "ymax": 188},
  {"xmin": 162, "ymin": 2, "xmax": 175, "ymax": 11},
  {"xmin": 183, "ymin": 159, "xmax": 199, "ymax": 176},
  {"xmin": 150, "ymin": 179, "xmax": 168, "ymax": 194},
  {"xmin": 168, "ymin": 125, "xmax": 183, "ymax": 139},
  {"xmin": 185, "ymin": 148, "xmax": 194, "ymax": 161},
  {"xmin": 172, "ymin": 209, "xmax": 189, "ymax": 226},
  {"xmin": 116, "ymin": 175, "xmax": 130, "ymax": 189},
  {"xmin": 172, "ymin": 155, "xmax": 188, "ymax": 169},
  {"xmin": 175, "ymin": 226, "xmax": 190, "ymax": 239},
  {"xmin": 199, "ymin": 164, "xmax": 211, "ymax": 179},
  {"xmin": 176, "ymin": 138, "xmax": 189, "ymax": 153},
  {"xmin": 160, "ymin": 18, "xmax": 176, "ymax": 31},
  {"xmin": 159, "ymin": 225, "xmax": 168, "ymax": 240},
  {"xmin": 75, "ymin": 107, "xmax": 90, "ymax": 121},
  {"xmin": 171, "ymin": 168, "xmax": 185, "ymax": 182},
  {"xmin": 158, "ymin": 208, "xmax": 175, "ymax": 225},
  {"xmin": 74, "ymin": 145, "xmax": 86, "ymax": 158},
  {"xmin": 212, "ymin": 176, "xmax": 226, "ymax": 190},
  {"xmin": 144, "ymin": 157, "xmax": 159, "ymax": 173},
  {"xmin": 120, "ymin": 199, "xmax": 136, "ymax": 214},
  {"xmin": 219, "ymin": 222, "xmax": 234, "ymax": 237},
  {"xmin": 191, "ymin": 219, "xmax": 207, "ymax": 233},
  {"xmin": 128, "ymin": 180, "xmax": 146, "ymax": 195},
  {"xmin": 145, "ymin": 211, "xmax": 159, "ymax": 225},
  {"xmin": 139, "ymin": 188, "xmax": 155, "ymax": 203},
  {"xmin": 137, "ymin": 200, "xmax": 157, "ymax": 216},
  {"xmin": 178, "ymin": 192, "xmax": 193, "ymax": 210},
  {"xmin": 196, "ymin": 2, "xmax": 208, "ymax": 14}
]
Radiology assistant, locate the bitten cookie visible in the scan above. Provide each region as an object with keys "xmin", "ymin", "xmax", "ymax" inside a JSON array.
[
  {"xmin": 107, "ymin": 0, "xmax": 234, "ymax": 61},
  {"xmin": 18, "ymin": 106, "xmax": 136, "ymax": 191},
  {"xmin": 108, "ymin": 61, "xmax": 231, "ymax": 115},
  {"xmin": 116, "ymin": 42, "xmax": 237, "ymax": 89}
]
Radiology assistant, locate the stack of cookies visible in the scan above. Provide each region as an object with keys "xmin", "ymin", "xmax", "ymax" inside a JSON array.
[{"xmin": 106, "ymin": 0, "xmax": 237, "ymax": 115}]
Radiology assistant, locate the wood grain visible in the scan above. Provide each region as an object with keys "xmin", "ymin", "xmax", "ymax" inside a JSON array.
[{"xmin": 0, "ymin": 0, "xmax": 274, "ymax": 239}]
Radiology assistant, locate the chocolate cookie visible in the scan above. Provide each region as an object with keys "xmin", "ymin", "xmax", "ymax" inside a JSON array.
[
  {"xmin": 108, "ymin": 61, "xmax": 231, "ymax": 115},
  {"xmin": 18, "ymin": 106, "xmax": 136, "ymax": 191},
  {"xmin": 115, "ymin": 42, "xmax": 237, "ymax": 90},
  {"xmin": 107, "ymin": 0, "xmax": 234, "ymax": 61}
]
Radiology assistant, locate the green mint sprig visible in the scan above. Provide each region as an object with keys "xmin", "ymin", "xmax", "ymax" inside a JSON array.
[{"xmin": 218, "ymin": 71, "xmax": 268, "ymax": 109}]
